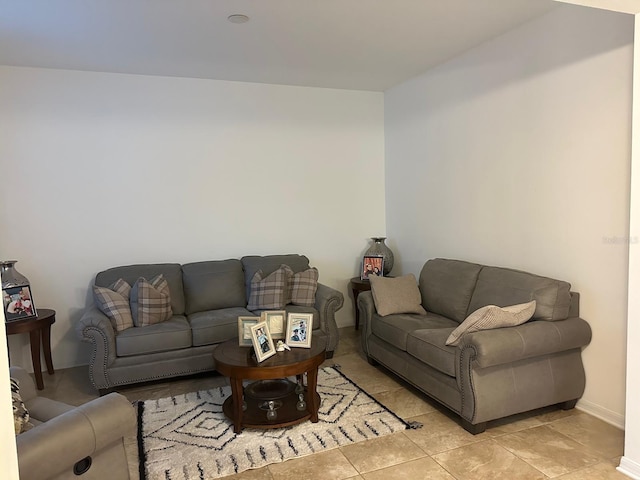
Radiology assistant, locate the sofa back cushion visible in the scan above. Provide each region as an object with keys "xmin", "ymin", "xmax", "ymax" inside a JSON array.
[
  {"xmin": 467, "ymin": 266, "xmax": 572, "ymax": 321},
  {"xmin": 182, "ymin": 260, "xmax": 246, "ymax": 315},
  {"xmin": 241, "ymin": 254, "xmax": 311, "ymax": 301},
  {"xmin": 419, "ymin": 259, "xmax": 482, "ymax": 323},
  {"xmin": 95, "ymin": 264, "xmax": 185, "ymax": 315}
]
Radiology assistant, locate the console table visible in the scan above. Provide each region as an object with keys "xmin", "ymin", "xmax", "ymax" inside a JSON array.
[{"xmin": 6, "ymin": 308, "xmax": 56, "ymax": 390}]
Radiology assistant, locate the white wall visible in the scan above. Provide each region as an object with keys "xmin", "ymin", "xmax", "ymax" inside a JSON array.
[
  {"xmin": 619, "ymin": 12, "xmax": 640, "ymax": 480},
  {"xmin": 384, "ymin": 4, "xmax": 633, "ymax": 427},
  {"xmin": 0, "ymin": 66, "xmax": 385, "ymax": 370}
]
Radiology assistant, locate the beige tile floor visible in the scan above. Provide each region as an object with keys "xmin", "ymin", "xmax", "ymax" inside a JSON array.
[{"xmin": 39, "ymin": 327, "xmax": 627, "ymax": 480}]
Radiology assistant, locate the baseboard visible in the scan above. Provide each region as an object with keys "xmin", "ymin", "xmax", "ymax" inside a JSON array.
[
  {"xmin": 576, "ymin": 399, "xmax": 625, "ymax": 430},
  {"xmin": 618, "ymin": 456, "xmax": 640, "ymax": 479}
]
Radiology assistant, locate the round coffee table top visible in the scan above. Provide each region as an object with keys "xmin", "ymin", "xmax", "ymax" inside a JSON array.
[{"xmin": 214, "ymin": 336, "xmax": 327, "ymax": 380}]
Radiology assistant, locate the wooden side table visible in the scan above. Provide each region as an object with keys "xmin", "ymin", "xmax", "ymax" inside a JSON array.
[
  {"xmin": 349, "ymin": 277, "xmax": 371, "ymax": 330},
  {"xmin": 6, "ymin": 308, "xmax": 56, "ymax": 390}
]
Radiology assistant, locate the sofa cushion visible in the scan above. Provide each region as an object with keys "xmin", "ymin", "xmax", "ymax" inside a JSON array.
[
  {"xmin": 190, "ymin": 307, "xmax": 253, "ymax": 347},
  {"xmin": 406, "ymin": 329, "xmax": 457, "ymax": 377},
  {"xmin": 467, "ymin": 267, "xmax": 571, "ymax": 321},
  {"xmin": 247, "ymin": 267, "xmax": 289, "ymax": 310},
  {"xmin": 419, "ymin": 259, "xmax": 483, "ymax": 323},
  {"xmin": 446, "ymin": 301, "xmax": 536, "ymax": 346},
  {"xmin": 182, "ymin": 260, "xmax": 246, "ymax": 315},
  {"xmin": 93, "ymin": 278, "xmax": 134, "ymax": 332},
  {"xmin": 95, "ymin": 263, "xmax": 185, "ymax": 315},
  {"xmin": 130, "ymin": 275, "xmax": 173, "ymax": 327},
  {"xmin": 115, "ymin": 315, "xmax": 191, "ymax": 356},
  {"xmin": 242, "ymin": 255, "xmax": 311, "ymax": 301},
  {"xmin": 371, "ymin": 311, "xmax": 458, "ymax": 351},
  {"xmin": 369, "ymin": 274, "xmax": 427, "ymax": 316}
]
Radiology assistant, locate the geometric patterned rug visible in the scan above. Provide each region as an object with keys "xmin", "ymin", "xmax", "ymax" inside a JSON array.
[{"xmin": 138, "ymin": 366, "xmax": 413, "ymax": 479}]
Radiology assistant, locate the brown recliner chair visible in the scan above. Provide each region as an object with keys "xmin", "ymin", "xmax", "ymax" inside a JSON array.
[{"xmin": 10, "ymin": 366, "xmax": 136, "ymax": 480}]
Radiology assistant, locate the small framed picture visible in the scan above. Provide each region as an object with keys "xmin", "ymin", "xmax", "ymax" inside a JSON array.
[
  {"xmin": 238, "ymin": 316, "xmax": 260, "ymax": 347},
  {"xmin": 361, "ymin": 255, "xmax": 384, "ymax": 280},
  {"xmin": 261, "ymin": 310, "xmax": 286, "ymax": 339},
  {"xmin": 3, "ymin": 286, "xmax": 37, "ymax": 322},
  {"xmin": 286, "ymin": 313, "xmax": 312, "ymax": 348},
  {"xmin": 250, "ymin": 321, "xmax": 276, "ymax": 363}
]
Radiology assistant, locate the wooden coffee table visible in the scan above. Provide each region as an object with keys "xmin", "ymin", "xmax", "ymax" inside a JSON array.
[{"xmin": 213, "ymin": 336, "xmax": 326, "ymax": 433}]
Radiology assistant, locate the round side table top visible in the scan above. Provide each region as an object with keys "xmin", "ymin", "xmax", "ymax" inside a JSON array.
[
  {"xmin": 214, "ymin": 336, "xmax": 327, "ymax": 379},
  {"xmin": 5, "ymin": 308, "xmax": 56, "ymax": 335}
]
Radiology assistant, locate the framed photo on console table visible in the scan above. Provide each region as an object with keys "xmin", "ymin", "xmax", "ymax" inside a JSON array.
[
  {"xmin": 250, "ymin": 321, "xmax": 276, "ymax": 362},
  {"xmin": 286, "ymin": 313, "xmax": 312, "ymax": 348},
  {"xmin": 238, "ymin": 316, "xmax": 260, "ymax": 347},
  {"xmin": 261, "ymin": 310, "xmax": 286, "ymax": 340},
  {"xmin": 361, "ymin": 255, "xmax": 384, "ymax": 280},
  {"xmin": 3, "ymin": 285, "xmax": 37, "ymax": 322}
]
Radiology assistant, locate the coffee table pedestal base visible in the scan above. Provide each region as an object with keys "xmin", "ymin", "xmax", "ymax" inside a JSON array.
[{"xmin": 223, "ymin": 389, "xmax": 321, "ymax": 433}]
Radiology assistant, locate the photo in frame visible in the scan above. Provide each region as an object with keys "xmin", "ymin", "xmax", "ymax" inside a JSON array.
[
  {"xmin": 361, "ymin": 255, "xmax": 384, "ymax": 280},
  {"xmin": 3, "ymin": 285, "xmax": 37, "ymax": 322},
  {"xmin": 250, "ymin": 321, "xmax": 276, "ymax": 362},
  {"xmin": 238, "ymin": 316, "xmax": 260, "ymax": 347},
  {"xmin": 261, "ymin": 310, "xmax": 286, "ymax": 339},
  {"xmin": 286, "ymin": 313, "xmax": 312, "ymax": 348}
]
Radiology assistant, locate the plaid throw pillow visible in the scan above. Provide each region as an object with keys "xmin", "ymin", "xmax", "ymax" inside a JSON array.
[
  {"xmin": 247, "ymin": 267, "xmax": 288, "ymax": 310},
  {"xmin": 11, "ymin": 378, "xmax": 31, "ymax": 434},
  {"xmin": 93, "ymin": 278, "xmax": 134, "ymax": 332},
  {"xmin": 131, "ymin": 274, "xmax": 172, "ymax": 327},
  {"xmin": 290, "ymin": 267, "xmax": 318, "ymax": 307}
]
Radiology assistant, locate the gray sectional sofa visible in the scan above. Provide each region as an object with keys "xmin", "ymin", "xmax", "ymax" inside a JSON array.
[
  {"xmin": 359, "ymin": 258, "xmax": 592, "ymax": 433},
  {"xmin": 77, "ymin": 254, "xmax": 343, "ymax": 392}
]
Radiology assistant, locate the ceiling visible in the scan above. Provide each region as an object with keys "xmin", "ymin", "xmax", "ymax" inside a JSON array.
[{"xmin": 0, "ymin": 0, "xmax": 567, "ymax": 91}]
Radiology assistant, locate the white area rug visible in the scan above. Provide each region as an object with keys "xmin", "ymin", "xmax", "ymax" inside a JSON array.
[{"xmin": 138, "ymin": 366, "xmax": 410, "ymax": 479}]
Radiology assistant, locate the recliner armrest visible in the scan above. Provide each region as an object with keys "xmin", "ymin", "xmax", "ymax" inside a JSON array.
[
  {"xmin": 17, "ymin": 393, "xmax": 136, "ymax": 480},
  {"xmin": 457, "ymin": 317, "xmax": 592, "ymax": 369}
]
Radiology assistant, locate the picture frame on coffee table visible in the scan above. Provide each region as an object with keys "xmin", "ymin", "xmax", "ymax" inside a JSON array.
[
  {"xmin": 250, "ymin": 321, "xmax": 276, "ymax": 363},
  {"xmin": 238, "ymin": 316, "xmax": 260, "ymax": 347},
  {"xmin": 361, "ymin": 255, "xmax": 384, "ymax": 280},
  {"xmin": 286, "ymin": 313, "xmax": 312, "ymax": 348},
  {"xmin": 261, "ymin": 310, "xmax": 286, "ymax": 339}
]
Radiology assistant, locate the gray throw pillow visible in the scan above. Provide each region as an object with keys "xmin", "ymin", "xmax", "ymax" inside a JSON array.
[
  {"xmin": 369, "ymin": 274, "xmax": 427, "ymax": 316},
  {"xmin": 130, "ymin": 274, "xmax": 172, "ymax": 327},
  {"xmin": 93, "ymin": 278, "xmax": 134, "ymax": 332},
  {"xmin": 445, "ymin": 300, "xmax": 537, "ymax": 346}
]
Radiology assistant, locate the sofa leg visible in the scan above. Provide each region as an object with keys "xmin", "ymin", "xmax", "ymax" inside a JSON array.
[
  {"xmin": 560, "ymin": 399, "xmax": 578, "ymax": 410},
  {"xmin": 460, "ymin": 418, "xmax": 486, "ymax": 435},
  {"xmin": 325, "ymin": 351, "xmax": 334, "ymax": 359},
  {"xmin": 367, "ymin": 356, "xmax": 379, "ymax": 366}
]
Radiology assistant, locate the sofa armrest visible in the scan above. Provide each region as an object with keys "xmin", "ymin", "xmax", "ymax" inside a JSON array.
[
  {"xmin": 357, "ymin": 291, "xmax": 376, "ymax": 353},
  {"xmin": 76, "ymin": 307, "xmax": 118, "ymax": 389},
  {"xmin": 457, "ymin": 317, "xmax": 592, "ymax": 369},
  {"xmin": 314, "ymin": 283, "xmax": 344, "ymax": 353},
  {"xmin": 17, "ymin": 393, "xmax": 136, "ymax": 480}
]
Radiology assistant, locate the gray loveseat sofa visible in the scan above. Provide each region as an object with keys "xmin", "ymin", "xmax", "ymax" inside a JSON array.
[
  {"xmin": 359, "ymin": 258, "xmax": 592, "ymax": 433},
  {"xmin": 77, "ymin": 254, "xmax": 344, "ymax": 392},
  {"xmin": 11, "ymin": 366, "xmax": 135, "ymax": 480}
]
